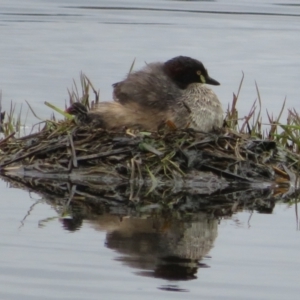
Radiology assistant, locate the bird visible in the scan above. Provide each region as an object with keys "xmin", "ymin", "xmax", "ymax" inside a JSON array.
[{"xmin": 66, "ymin": 56, "xmax": 223, "ymax": 132}]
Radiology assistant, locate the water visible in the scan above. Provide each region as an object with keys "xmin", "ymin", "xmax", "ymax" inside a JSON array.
[
  {"xmin": 1, "ymin": 176, "xmax": 299, "ymax": 299},
  {"xmin": 1, "ymin": 0, "xmax": 300, "ymax": 299},
  {"xmin": 1, "ymin": 0, "xmax": 300, "ymax": 121}
]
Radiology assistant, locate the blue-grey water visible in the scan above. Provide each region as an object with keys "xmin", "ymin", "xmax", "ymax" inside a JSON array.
[{"xmin": 1, "ymin": 0, "xmax": 300, "ymax": 299}]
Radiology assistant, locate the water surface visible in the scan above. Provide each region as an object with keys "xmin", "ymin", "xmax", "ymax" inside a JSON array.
[
  {"xmin": 1, "ymin": 0, "xmax": 299, "ymax": 121},
  {"xmin": 1, "ymin": 1, "xmax": 300, "ymax": 299}
]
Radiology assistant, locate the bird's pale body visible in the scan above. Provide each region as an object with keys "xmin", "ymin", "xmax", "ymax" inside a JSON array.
[{"xmin": 172, "ymin": 83, "xmax": 223, "ymax": 132}]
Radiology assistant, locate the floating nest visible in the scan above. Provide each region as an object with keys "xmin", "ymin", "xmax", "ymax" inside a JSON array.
[
  {"xmin": 0, "ymin": 115, "xmax": 298, "ymax": 200},
  {"xmin": 1, "ymin": 73, "xmax": 300, "ymax": 204}
]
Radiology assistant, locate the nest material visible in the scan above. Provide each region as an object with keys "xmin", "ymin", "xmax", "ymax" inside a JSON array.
[
  {"xmin": 0, "ymin": 118, "xmax": 298, "ymax": 192},
  {"xmin": 1, "ymin": 118, "xmax": 299, "ymax": 223}
]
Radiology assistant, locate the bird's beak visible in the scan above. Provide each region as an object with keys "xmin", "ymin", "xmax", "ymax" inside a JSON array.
[{"xmin": 206, "ymin": 76, "xmax": 220, "ymax": 86}]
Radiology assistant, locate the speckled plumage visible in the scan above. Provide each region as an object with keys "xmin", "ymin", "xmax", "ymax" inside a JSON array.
[
  {"xmin": 172, "ymin": 83, "xmax": 223, "ymax": 132},
  {"xmin": 69, "ymin": 56, "xmax": 224, "ymax": 132}
]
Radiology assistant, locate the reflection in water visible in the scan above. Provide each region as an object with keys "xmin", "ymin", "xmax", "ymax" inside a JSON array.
[
  {"xmin": 60, "ymin": 216, "xmax": 83, "ymax": 231},
  {"xmin": 90, "ymin": 212, "xmax": 217, "ymax": 281},
  {"xmin": 1, "ymin": 172, "xmax": 290, "ymax": 284}
]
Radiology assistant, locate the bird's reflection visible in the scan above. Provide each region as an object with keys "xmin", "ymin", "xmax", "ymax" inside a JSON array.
[
  {"xmin": 0, "ymin": 173, "xmax": 280, "ymax": 282},
  {"xmin": 89, "ymin": 212, "xmax": 217, "ymax": 280}
]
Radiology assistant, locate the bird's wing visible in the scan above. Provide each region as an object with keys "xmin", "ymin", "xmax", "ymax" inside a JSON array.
[{"xmin": 112, "ymin": 63, "xmax": 177, "ymax": 110}]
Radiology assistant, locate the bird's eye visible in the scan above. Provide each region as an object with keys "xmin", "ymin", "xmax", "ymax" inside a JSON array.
[{"xmin": 197, "ymin": 70, "xmax": 206, "ymax": 83}]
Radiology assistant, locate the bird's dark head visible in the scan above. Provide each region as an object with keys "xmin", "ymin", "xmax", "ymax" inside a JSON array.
[
  {"xmin": 163, "ymin": 56, "xmax": 220, "ymax": 89},
  {"xmin": 65, "ymin": 102, "xmax": 88, "ymax": 116}
]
